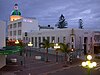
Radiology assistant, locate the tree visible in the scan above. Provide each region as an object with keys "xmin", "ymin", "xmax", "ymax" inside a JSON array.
[
  {"xmin": 55, "ymin": 14, "xmax": 68, "ymax": 28},
  {"xmin": 79, "ymin": 19, "xmax": 83, "ymax": 29},
  {"xmin": 56, "ymin": 43, "xmax": 70, "ymax": 66},
  {"xmin": 39, "ymin": 39, "xmax": 54, "ymax": 62}
]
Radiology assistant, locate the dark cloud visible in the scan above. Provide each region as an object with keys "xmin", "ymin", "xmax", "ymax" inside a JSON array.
[{"xmin": 0, "ymin": 0, "xmax": 100, "ymax": 29}]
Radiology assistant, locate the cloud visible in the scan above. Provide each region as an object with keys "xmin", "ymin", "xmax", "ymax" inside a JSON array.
[{"xmin": 0, "ymin": 0, "xmax": 100, "ymax": 29}]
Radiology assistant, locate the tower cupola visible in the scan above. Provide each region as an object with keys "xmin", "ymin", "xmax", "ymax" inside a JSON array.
[{"xmin": 10, "ymin": 4, "xmax": 22, "ymax": 21}]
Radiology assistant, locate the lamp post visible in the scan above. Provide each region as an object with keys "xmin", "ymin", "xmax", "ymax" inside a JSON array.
[
  {"xmin": 81, "ymin": 55, "xmax": 97, "ymax": 75},
  {"xmin": 28, "ymin": 42, "xmax": 33, "ymax": 56},
  {"xmin": 54, "ymin": 43, "xmax": 60, "ymax": 62}
]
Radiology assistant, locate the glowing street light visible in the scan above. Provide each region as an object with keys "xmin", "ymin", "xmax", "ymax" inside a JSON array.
[
  {"xmin": 28, "ymin": 42, "xmax": 33, "ymax": 47},
  {"xmin": 81, "ymin": 55, "xmax": 97, "ymax": 75},
  {"xmin": 15, "ymin": 40, "xmax": 19, "ymax": 44}
]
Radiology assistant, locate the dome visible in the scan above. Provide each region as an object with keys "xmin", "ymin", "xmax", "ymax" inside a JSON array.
[{"xmin": 11, "ymin": 10, "xmax": 21, "ymax": 16}]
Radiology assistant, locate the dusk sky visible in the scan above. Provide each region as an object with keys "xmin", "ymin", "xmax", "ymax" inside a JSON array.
[{"xmin": 0, "ymin": 0, "xmax": 100, "ymax": 29}]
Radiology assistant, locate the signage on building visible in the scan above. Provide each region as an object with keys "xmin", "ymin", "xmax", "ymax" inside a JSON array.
[{"xmin": 23, "ymin": 19, "xmax": 33, "ymax": 23}]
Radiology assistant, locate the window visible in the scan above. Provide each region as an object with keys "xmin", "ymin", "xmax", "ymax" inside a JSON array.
[
  {"xmin": 72, "ymin": 37, "xmax": 74, "ymax": 42},
  {"xmin": 72, "ymin": 45, "xmax": 73, "ymax": 49},
  {"xmin": 23, "ymin": 37, "xmax": 25, "ymax": 41},
  {"xmin": 10, "ymin": 31, "xmax": 12, "ymax": 36},
  {"xmin": 31, "ymin": 37, "xmax": 34, "ymax": 45},
  {"xmin": 58, "ymin": 37, "xmax": 59, "ymax": 43},
  {"xmin": 42, "ymin": 37, "xmax": 45, "ymax": 41},
  {"xmin": 63, "ymin": 37, "xmax": 66, "ymax": 43},
  {"xmin": 10, "ymin": 24, "xmax": 12, "ymax": 29},
  {"xmin": 94, "ymin": 35, "xmax": 100, "ymax": 42},
  {"xmin": 47, "ymin": 37, "xmax": 50, "ymax": 42},
  {"xmin": 18, "ymin": 22, "xmax": 22, "ymax": 27},
  {"xmin": 13, "ymin": 23, "xmax": 17, "ymax": 28},
  {"xmin": 35, "ymin": 37, "xmax": 37, "ymax": 47},
  {"xmin": 18, "ymin": 30, "xmax": 21, "ymax": 35},
  {"xmin": 51, "ymin": 36, "xmax": 55, "ymax": 43},
  {"xmin": 18, "ymin": 38, "xmax": 21, "ymax": 40},
  {"xmin": 38, "ymin": 37, "xmax": 41, "ymax": 43},
  {"xmin": 13, "ymin": 30, "xmax": 16, "ymax": 36}
]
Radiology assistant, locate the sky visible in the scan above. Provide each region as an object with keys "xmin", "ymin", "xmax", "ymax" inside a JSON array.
[{"xmin": 0, "ymin": 0, "xmax": 100, "ymax": 29}]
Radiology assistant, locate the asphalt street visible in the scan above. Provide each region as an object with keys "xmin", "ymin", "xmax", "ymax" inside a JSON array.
[{"xmin": 0, "ymin": 48, "xmax": 100, "ymax": 75}]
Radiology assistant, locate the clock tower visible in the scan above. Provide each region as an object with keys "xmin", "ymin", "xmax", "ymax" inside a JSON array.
[{"xmin": 10, "ymin": 4, "xmax": 22, "ymax": 21}]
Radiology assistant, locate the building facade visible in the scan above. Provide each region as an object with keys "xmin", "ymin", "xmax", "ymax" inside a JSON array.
[
  {"xmin": 0, "ymin": 20, "xmax": 6, "ymax": 68},
  {"xmin": 93, "ymin": 31, "xmax": 100, "ymax": 54},
  {"xmin": 8, "ymin": 4, "xmax": 39, "ymax": 40},
  {"xmin": 22, "ymin": 28, "xmax": 98, "ymax": 54},
  {"xmin": 0, "ymin": 20, "xmax": 6, "ymax": 48}
]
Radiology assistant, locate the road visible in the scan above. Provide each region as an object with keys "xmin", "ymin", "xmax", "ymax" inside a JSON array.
[
  {"xmin": 0, "ymin": 48, "xmax": 100, "ymax": 75},
  {"xmin": 47, "ymin": 65, "xmax": 100, "ymax": 75}
]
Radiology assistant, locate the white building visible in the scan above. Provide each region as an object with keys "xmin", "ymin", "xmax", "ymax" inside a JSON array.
[
  {"xmin": 8, "ymin": 4, "xmax": 38, "ymax": 40},
  {"xmin": 23, "ymin": 28, "xmax": 97, "ymax": 54},
  {"xmin": 0, "ymin": 20, "xmax": 6, "ymax": 68},
  {"xmin": 0, "ymin": 20, "xmax": 6, "ymax": 48}
]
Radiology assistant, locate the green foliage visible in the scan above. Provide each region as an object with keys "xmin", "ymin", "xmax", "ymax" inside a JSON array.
[
  {"xmin": 55, "ymin": 14, "xmax": 68, "ymax": 28},
  {"xmin": 39, "ymin": 39, "xmax": 54, "ymax": 62},
  {"xmin": 39, "ymin": 39, "xmax": 54, "ymax": 48},
  {"xmin": 57, "ymin": 43, "xmax": 70, "ymax": 53}
]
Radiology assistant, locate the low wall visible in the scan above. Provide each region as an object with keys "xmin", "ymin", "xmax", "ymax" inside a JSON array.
[{"xmin": 0, "ymin": 55, "xmax": 6, "ymax": 68}]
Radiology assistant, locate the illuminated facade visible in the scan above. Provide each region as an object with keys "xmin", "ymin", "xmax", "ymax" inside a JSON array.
[
  {"xmin": 8, "ymin": 4, "xmax": 39, "ymax": 40},
  {"xmin": 10, "ymin": 4, "xmax": 22, "ymax": 21}
]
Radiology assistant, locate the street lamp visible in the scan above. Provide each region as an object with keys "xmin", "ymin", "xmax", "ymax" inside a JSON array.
[
  {"xmin": 28, "ymin": 42, "xmax": 33, "ymax": 56},
  {"xmin": 81, "ymin": 55, "xmax": 97, "ymax": 75},
  {"xmin": 54, "ymin": 43, "xmax": 60, "ymax": 62},
  {"xmin": 15, "ymin": 40, "xmax": 19, "ymax": 44}
]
